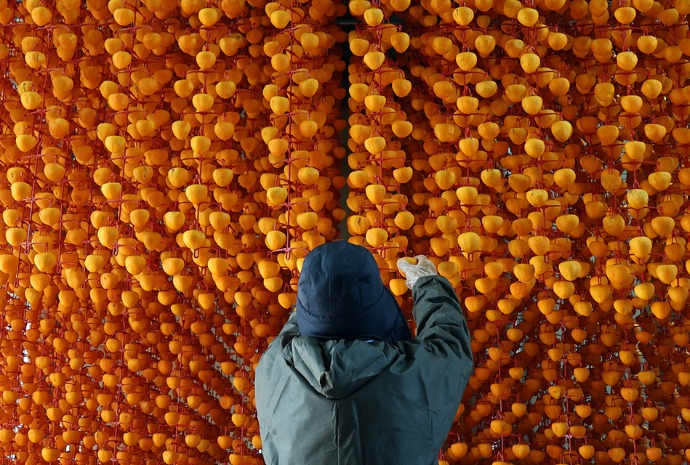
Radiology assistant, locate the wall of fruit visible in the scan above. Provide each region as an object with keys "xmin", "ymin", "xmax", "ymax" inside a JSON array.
[{"xmin": 0, "ymin": 0, "xmax": 689, "ymax": 464}]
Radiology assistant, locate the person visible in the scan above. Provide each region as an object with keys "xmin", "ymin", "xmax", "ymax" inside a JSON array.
[{"xmin": 255, "ymin": 241, "xmax": 473, "ymax": 465}]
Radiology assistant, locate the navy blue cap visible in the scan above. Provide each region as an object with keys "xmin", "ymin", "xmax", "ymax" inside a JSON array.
[{"xmin": 295, "ymin": 241, "xmax": 412, "ymax": 343}]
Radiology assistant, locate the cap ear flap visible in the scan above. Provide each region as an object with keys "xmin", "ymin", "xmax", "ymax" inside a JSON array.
[{"xmin": 381, "ymin": 287, "xmax": 412, "ymax": 344}]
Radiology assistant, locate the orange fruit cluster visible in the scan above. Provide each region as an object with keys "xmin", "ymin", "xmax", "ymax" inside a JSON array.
[
  {"xmin": 1, "ymin": 0, "xmax": 345, "ymax": 464},
  {"xmin": 397, "ymin": 0, "xmax": 690, "ymax": 464},
  {"xmin": 1, "ymin": 0, "xmax": 690, "ymax": 464},
  {"xmin": 344, "ymin": 0, "xmax": 416, "ymax": 296}
]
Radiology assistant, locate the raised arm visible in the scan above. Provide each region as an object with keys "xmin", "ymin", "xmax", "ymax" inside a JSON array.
[{"xmin": 397, "ymin": 256, "xmax": 473, "ymax": 374}]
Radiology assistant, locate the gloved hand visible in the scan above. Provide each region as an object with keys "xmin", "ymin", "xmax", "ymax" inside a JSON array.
[{"xmin": 397, "ymin": 255, "xmax": 438, "ymax": 290}]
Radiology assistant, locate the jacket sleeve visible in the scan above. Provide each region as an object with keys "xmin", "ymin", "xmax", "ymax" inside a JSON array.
[{"xmin": 410, "ymin": 274, "xmax": 473, "ymax": 394}]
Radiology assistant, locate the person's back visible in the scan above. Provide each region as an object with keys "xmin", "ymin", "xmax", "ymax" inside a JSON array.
[{"xmin": 255, "ymin": 242, "xmax": 473, "ymax": 465}]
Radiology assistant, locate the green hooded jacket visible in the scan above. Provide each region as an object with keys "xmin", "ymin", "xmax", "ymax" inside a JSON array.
[{"xmin": 255, "ymin": 275, "xmax": 473, "ymax": 465}]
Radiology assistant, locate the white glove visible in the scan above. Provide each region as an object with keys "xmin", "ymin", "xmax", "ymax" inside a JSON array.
[{"xmin": 397, "ymin": 255, "xmax": 438, "ymax": 290}]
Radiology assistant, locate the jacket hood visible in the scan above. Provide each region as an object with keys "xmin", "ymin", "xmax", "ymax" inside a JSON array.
[{"xmin": 282, "ymin": 334, "xmax": 397, "ymax": 399}]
